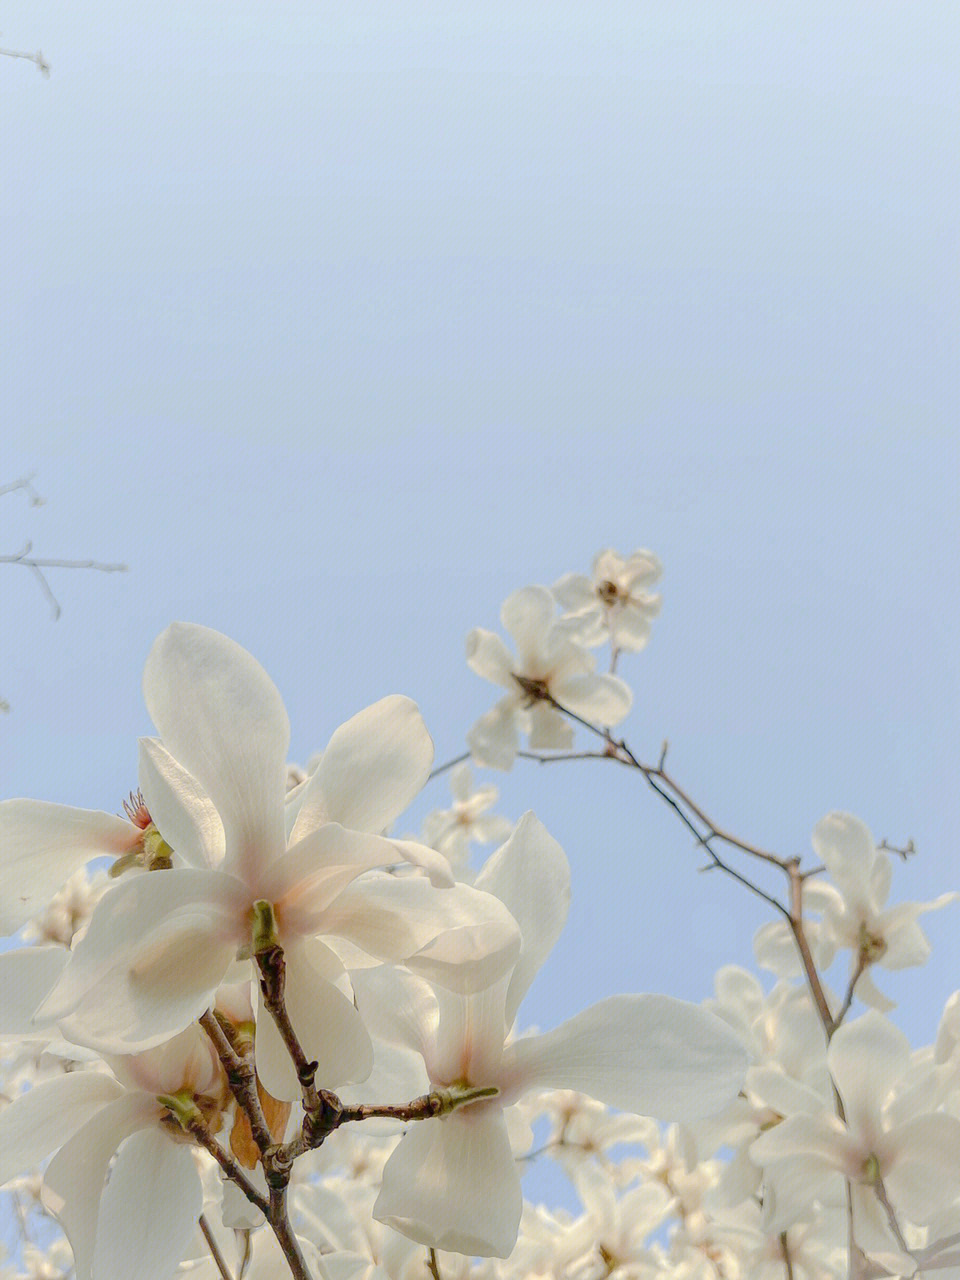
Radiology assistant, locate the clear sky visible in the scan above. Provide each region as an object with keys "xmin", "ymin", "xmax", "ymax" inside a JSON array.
[{"xmin": 1, "ymin": 0, "xmax": 958, "ymax": 1181}]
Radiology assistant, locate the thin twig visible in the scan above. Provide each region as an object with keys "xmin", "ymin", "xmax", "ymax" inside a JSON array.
[
  {"xmin": 0, "ymin": 46, "xmax": 49, "ymax": 74},
  {"xmin": 832, "ymin": 954, "xmax": 868, "ymax": 1033},
  {"xmin": 181, "ymin": 1113, "xmax": 269, "ymax": 1217},
  {"xmin": 1, "ymin": 542, "xmax": 127, "ymax": 619},
  {"xmin": 428, "ymin": 751, "xmax": 471, "ymax": 780},
  {"xmin": 200, "ymin": 1214, "xmax": 235, "ymax": 1280},
  {"xmin": 199, "ymin": 1010, "xmax": 274, "ymax": 1155},
  {"xmin": 0, "ymin": 473, "xmax": 44, "ymax": 504},
  {"xmin": 426, "ymin": 1248, "xmax": 442, "ymax": 1280}
]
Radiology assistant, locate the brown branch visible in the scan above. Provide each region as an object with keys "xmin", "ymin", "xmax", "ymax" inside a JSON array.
[
  {"xmin": 267, "ymin": 1186, "xmax": 315, "ymax": 1280},
  {"xmin": 426, "ymin": 1248, "xmax": 442, "ymax": 1280},
  {"xmin": 428, "ymin": 751, "xmax": 472, "ymax": 780},
  {"xmin": 199, "ymin": 1010, "xmax": 274, "ymax": 1156}
]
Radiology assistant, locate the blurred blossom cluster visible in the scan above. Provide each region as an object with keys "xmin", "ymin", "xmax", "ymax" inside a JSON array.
[{"xmin": 0, "ymin": 549, "xmax": 955, "ymax": 1280}]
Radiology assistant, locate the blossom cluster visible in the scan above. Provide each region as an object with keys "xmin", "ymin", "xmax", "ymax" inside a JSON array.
[{"xmin": 0, "ymin": 548, "xmax": 956, "ymax": 1280}]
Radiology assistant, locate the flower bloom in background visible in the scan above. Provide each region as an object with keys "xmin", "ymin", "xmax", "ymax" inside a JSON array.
[
  {"xmin": 553, "ymin": 547, "xmax": 663, "ymax": 651},
  {"xmin": 465, "ymin": 586, "xmax": 632, "ymax": 768},
  {"xmin": 418, "ymin": 762, "xmax": 514, "ymax": 878}
]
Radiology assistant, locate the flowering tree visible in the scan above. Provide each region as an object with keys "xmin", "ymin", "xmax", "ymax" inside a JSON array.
[{"xmin": 0, "ymin": 549, "xmax": 956, "ymax": 1280}]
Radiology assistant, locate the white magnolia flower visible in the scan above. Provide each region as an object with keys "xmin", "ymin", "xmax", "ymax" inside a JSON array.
[
  {"xmin": 38, "ymin": 624, "xmax": 521, "ymax": 1101},
  {"xmin": 355, "ymin": 815, "xmax": 749, "ymax": 1257},
  {"xmin": 419, "ymin": 764, "xmax": 513, "ymax": 877},
  {"xmin": 753, "ymin": 813, "xmax": 955, "ymax": 1012},
  {"xmin": 466, "ymin": 587, "xmax": 632, "ymax": 769},
  {"xmin": 0, "ymin": 1026, "xmax": 224, "ymax": 1280},
  {"xmin": 751, "ymin": 1011, "xmax": 960, "ymax": 1251},
  {"xmin": 553, "ymin": 548, "xmax": 663, "ymax": 651}
]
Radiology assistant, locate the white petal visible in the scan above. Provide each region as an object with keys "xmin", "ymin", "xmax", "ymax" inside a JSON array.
[
  {"xmin": 467, "ymin": 699, "xmax": 521, "ymax": 771},
  {"xmin": 291, "ymin": 697, "xmax": 433, "ymax": 841},
  {"xmin": 41, "ymin": 1092, "xmax": 158, "ymax": 1280},
  {"xmin": 374, "ymin": 1108, "xmax": 522, "ymax": 1257},
  {"xmin": 256, "ymin": 942, "xmax": 373, "ymax": 1100},
  {"xmin": 612, "ymin": 601, "xmax": 655, "ymax": 651},
  {"xmin": 474, "ymin": 813, "xmax": 570, "ymax": 1025},
  {"xmin": 0, "ymin": 800, "xmax": 140, "ymax": 934},
  {"xmin": 352, "ymin": 964, "xmax": 439, "ymax": 1063},
  {"xmin": 550, "ymin": 673, "xmax": 632, "ymax": 726},
  {"xmin": 138, "ymin": 738, "xmax": 225, "ymax": 869},
  {"xmin": 431, "ymin": 976, "xmax": 510, "ymax": 1086},
  {"xmin": 93, "ymin": 1129, "xmax": 202, "ymax": 1280},
  {"xmin": 42, "ymin": 869, "xmax": 245, "ymax": 1052},
  {"xmin": 551, "ymin": 573, "xmax": 596, "ymax": 611},
  {"xmin": 449, "ymin": 763, "xmax": 474, "ymax": 803},
  {"xmin": 323, "ymin": 877, "xmax": 521, "ymax": 994},
  {"xmin": 142, "ymin": 623, "xmax": 289, "ymax": 887},
  {"xmin": 812, "ymin": 812, "xmax": 877, "ymax": 893},
  {"xmin": 465, "ymin": 630, "xmax": 516, "ymax": 689},
  {"xmin": 828, "ymin": 1011, "xmax": 910, "ymax": 1139},
  {"xmin": 500, "ymin": 587, "xmax": 555, "ymax": 654},
  {"xmin": 384, "ymin": 839, "xmax": 455, "ymax": 887},
  {"xmin": 498, "ymin": 994, "xmax": 748, "ymax": 1120},
  {"xmin": 0, "ymin": 946, "xmax": 69, "ymax": 1038},
  {"xmin": 0, "ymin": 1072, "xmax": 124, "ymax": 1187},
  {"xmin": 526, "ymin": 703, "xmax": 575, "ymax": 751}
]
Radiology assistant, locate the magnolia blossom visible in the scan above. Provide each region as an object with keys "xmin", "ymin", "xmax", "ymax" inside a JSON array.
[
  {"xmin": 38, "ymin": 624, "xmax": 521, "ymax": 1102},
  {"xmin": 355, "ymin": 815, "xmax": 749, "ymax": 1257},
  {"xmin": 751, "ymin": 1011, "xmax": 960, "ymax": 1256},
  {"xmin": 0, "ymin": 1026, "xmax": 223, "ymax": 1280},
  {"xmin": 465, "ymin": 587, "xmax": 632, "ymax": 769},
  {"xmin": 553, "ymin": 548, "xmax": 663, "ymax": 651},
  {"xmin": 419, "ymin": 763, "xmax": 513, "ymax": 878},
  {"xmin": 753, "ymin": 812, "xmax": 956, "ymax": 1012}
]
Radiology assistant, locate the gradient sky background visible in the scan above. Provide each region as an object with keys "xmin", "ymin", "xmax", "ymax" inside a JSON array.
[{"xmin": 1, "ymin": 0, "xmax": 959, "ymax": 1208}]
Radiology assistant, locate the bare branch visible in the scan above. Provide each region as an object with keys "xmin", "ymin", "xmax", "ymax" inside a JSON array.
[
  {"xmin": 0, "ymin": 542, "xmax": 127, "ymax": 620},
  {"xmin": 428, "ymin": 751, "xmax": 472, "ymax": 780},
  {"xmin": 199, "ymin": 1214, "xmax": 235, "ymax": 1280},
  {"xmin": 0, "ymin": 473, "xmax": 44, "ymax": 505},
  {"xmin": 0, "ymin": 45, "xmax": 50, "ymax": 75}
]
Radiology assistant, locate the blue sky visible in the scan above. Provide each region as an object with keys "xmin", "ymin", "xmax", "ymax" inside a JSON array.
[{"xmin": 1, "ymin": 0, "xmax": 958, "ymax": 1185}]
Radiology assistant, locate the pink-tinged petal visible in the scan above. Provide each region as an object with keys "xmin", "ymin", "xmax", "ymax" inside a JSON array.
[
  {"xmin": 142, "ymin": 623, "xmax": 289, "ymax": 887},
  {"xmin": 374, "ymin": 1107, "xmax": 522, "ymax": 1258},
  {"xmin": 827, "ymin": 1011, "xmax": 910, "ymax": 1140},
  {"xmin": 0, "ymin": 946, "xmax": 69, "ymax": 1038},
  {"xmin": 292, "ymin": 697, "xmax": 433, "ymax": 841},
  {"xmin": 264, "ymin": 825, "xmax": 409, "ymax": 935},
  {"xmin": 430, "ymin": 976, "xmax": 511, "ymax": 1086},
  {"xmin": 550, "ymin": 673, "xmax": 632, "ymax": 726},
  {"xmin": 467, "ymin": 698, "xmax": 521, "ymax": 771},
  {"xmin": 880, "ymin": 1113, "xmax": 960, "ymax": 1223},
  {"xmin": 498, "ymin": 994, "xmax": 748, "ymax": 1120},
  {"xmin": 324, "ymin": 878, "xmax": 521, "ymax": 994},
  {"xmin": 0, "ymin": 1072, "xmax": 125, "ymax": 1187},
  {"xmin": 500, "ymin": 587, "xmax": 556, "ymax": 655},
  {"xmin": 138, "ymin": 738, "xmax": 225, "ymax": 870},
  {"xmin": 93, "ymin": 1129, "xmax": 202, "ymax": 1280},
  {"xmin": 256, "ymin": 942, "xmax": 373, "ymax": 1100},
  {"xmin": 0, "ymin": 800, "xmax": 140, "ymax": 934},
  {"xmin": 41, "ymin": 1092, "xmax": 159, "ymax": 1280},
  {"xmin": 474, "ymin": 813, "xmax": 570, "ymax": 1026},
  {"xmin": 40, "ymin": 869, "xmax": 246, "ymax": 1052},
  {"xmin": 812, "ymin": 812, "xmax": 876, "ymax": 892},
  {"xmin": 551, "ymin": 573, "xmax": 596, "ymax": 611}
]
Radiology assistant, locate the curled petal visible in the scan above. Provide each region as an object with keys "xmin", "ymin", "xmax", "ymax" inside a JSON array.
[
  {"xmin": 138, "ymin": 738, "xmax": 225, "ymax": 869},
  {"xmin": 143, "ymin": 623, "xmax": 289, "ymax": 886},
  {"xmin": 465, "ymin": 629, "xmax": 516, "ymax": 689}
]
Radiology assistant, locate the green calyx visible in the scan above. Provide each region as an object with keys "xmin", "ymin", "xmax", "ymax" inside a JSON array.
[
  {"xmin": 251, "ymin": 899, "xmax": 279, "ymax": 954},
  {"xmin": 157, "ymin": 1088, "xmax": 201, "ymax": 1129}
]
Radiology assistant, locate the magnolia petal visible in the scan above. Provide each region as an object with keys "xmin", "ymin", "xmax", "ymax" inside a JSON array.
[
  {"xmin": 256, "ymin": 943, "xmax": 373, "ymax": 1100},
  {"xmin": 526, "ymin": 703, "xmax": 574, "ymax": 751},
  {"xmin": 0, "ymin": 946, "xmax": 70, "ymax": 1038},
  {"xmin": 431, "ymin": 975, "xmax": 511, "ymax": 1086},
  {"xmin": 0, "ymin": 800, "xmax": 140, "ymax": 934},
  {"xmin": 614, "ymin": 601, "xmax": 655, "ymax": 651},
  {"xmin": 142, "ymin": 623, "xmax": 289, "ymax": 886},
  {"xmin": 352, "ymin": 965, "xmax": 439, "ymax": 1063},
  {"xmin": 374, "ymin": 1108, "xmax": 522, "ymax": 1258},
  {"xmin": 42, "ymin": 869, "xmax": 246, "ymax": 1052},
  {"xmin": 467, "ymin": 699, "xmax": 521, "ymax": 771},
  {"xmin": 474, "ymin": 813, "xmax": 570, "ymax": 1025},
  {"xmin": 138, "ymin": 737, "xmax": 225, "ymax": 869},
  {"xmin": 498, "ymin": 994, "xmax": 748, "ymax": 1120},
  {"xmin": 264, "ymin": 825, "xmax": 412, "ymax": 935},
  {"xmin": 881, "ymin": 1113, "xmax": 960, "ymax": 1223},
  {"xmin": 828, "ymin": 1011, "xmax": 911, "ymax": 1138},
  {"xmin": 500, "ymin": 586, "xmax": 556, "ymax": 656},
  {"xmin": 385, "ymin": 839, "xmax": 455, "ymax": 888},
  {"xmin": 550, "ymin": 672, "xmax": 632, "ymax": 726},
  {"xmin": 323, "ymin": 877, "xmax": 521, "ymax": 994},
  {"xmin": 292, "ymin": 697, "xmax": 433, "ymax": 841},
  {"xmin": 812, "ymin": 812, "xmax": 876, "ymax": 891},
  {"xmin": 0, "ymin": 1072, "xmax": 124, "ymax": 1187},
  {"xmin": 41, "ymin": 1092, "xmax": 159, "ymax": 1280},
  {"xmin": 465, "ymin": 629, "xmax": 516, "ymax": 689},
  {"xmin": 93, "ymin": 1128, "xmax": 202, "ymax": 1280},
  {"xmin": 551, "ymin": 573, "xmax": 596, "ymax": 611}
]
